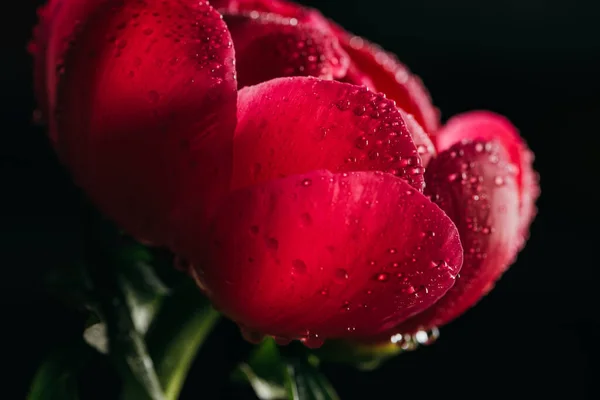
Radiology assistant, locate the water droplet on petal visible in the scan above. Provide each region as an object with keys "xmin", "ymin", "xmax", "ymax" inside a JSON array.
[
  {"xmin": 334, "ymin": 268, "xmax": 349, "ymax": 281},
  {"xmin": 374, "ymin": 272, "xmax": 389, "ymax": 282}
]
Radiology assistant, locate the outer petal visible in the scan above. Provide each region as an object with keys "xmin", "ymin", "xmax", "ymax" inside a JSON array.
[
  {"xmin": 212, "ymin": 0, "xmax": 331, "ymax": 32},
  {"xmin": 332, "ymin": 31, "xmax": 440, "ymax": 135},
  {"xmin": 232, "ymin": 77, "xmax": 426, "ymax": 192},
  {"xmin": 391, "ymin": 140, "xmax": 521, "ymax": 334},
  {"xmin": 30, "ymin": 0, "xmax": 108, "ymax": 142},
  {"xmin": 399, "ymin": 110, "xmax": 436, "ymax": 168},
  {"xmin": 433, "ymin": 111, "xmax": 540, "ymax": 246},
  {"xmin": 223, "ymin": 11, "xmax": 349, "ymax": 88},
  {"xmin": 55, "ymin": 0, "xmax": 237, "ymax": 245},
  {"xmin": 186, "ymin": 170, "xmax": 462, "ymax": 340}
]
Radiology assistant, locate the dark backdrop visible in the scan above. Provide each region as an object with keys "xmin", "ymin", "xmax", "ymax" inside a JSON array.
[{"xmin": 3, "ymin": 0, "xmax": 599, "ymax": 399}]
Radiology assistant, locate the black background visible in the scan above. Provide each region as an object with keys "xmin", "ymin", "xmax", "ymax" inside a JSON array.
[{"xmin": 3, "ymin": 0, "xmax": 599, "ymax": 398}]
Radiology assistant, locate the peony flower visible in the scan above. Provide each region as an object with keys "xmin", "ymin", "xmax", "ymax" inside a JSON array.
[{"xmin": 31, "ymin": 0, "xmax": 538, "ymax": 347}]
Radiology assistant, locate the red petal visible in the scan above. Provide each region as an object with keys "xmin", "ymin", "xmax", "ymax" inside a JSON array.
[
  {"xmin": 399, "ymin": 109, "xmax": 436, "ymax": 168},
  {"xmin": 223, "ymin": 11, "xmax": 349, "ymax": 87},
  {"xmin": 212, "ymin": 0, "xmax": 331, "ymax": 31},
  {"xmin": 340, "ymin": 62, "xmax": 376, "ymax": 88},
  {"xmin": 392, "ymin": 140, "xmax": 521, "ymax": 334},
  {"xmin": 30, "ymin": 0, "xmax": 108, "ymax": 143},
  {"xmin": 434, "ymin": 111, "xmax": 540, "ymax": 246},
  {"xmin": 55, "ymin": 0, "xmax": 237, "ymax": 245},
  {"xmin": 185, "ymin": 170, "xmax": 462, "ymax": 339},
  {"xmin": 332, "ymin": 30, "xmax": 440, "ymax": 135},
  {"xmin": 232, "ymin": 77, "xmax": 425, "ymax": 192}
]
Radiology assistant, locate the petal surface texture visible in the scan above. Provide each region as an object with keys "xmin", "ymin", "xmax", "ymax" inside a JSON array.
[
  {"xmin": 392, "ymin": 140, "xmax": 521, "ymax": 334},
  {"xmin": 192, "ymin": 170, "xmax": 463, "ymax": 339},
  {"xmin": 52, "ymin": 0, "xmax": 237, "ymax": 245},
  {"xmin": 223, "ymin": 11, "xmax": 349, "ymax": 88},
  {"xmin": 434, "ymin": 111, "xmax": 539, "ymax": 247},
  {"xmin": 231, "ymin": 77, "xmax": 426, "ymax": 192}
]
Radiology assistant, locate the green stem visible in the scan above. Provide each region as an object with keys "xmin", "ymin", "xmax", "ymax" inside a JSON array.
[{"xmin": 122, "ymin": 283, "xmax": 220, "ymax": 400}]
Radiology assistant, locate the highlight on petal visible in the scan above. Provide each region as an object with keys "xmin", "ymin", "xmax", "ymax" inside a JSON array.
[
  {"xmin": 433, "ymin": 111, "xmax": 540, "ymax": 246},
  {"xmin": 183, "ymin": 170, "xmax": 462, "ymax": 340},
  {"xmin": 223, "ymin": 11, "xmax": 349, "ymax": 88},
  {"xmin": 212, "ymin": 0, "xmax": 332, "ymax": 32},
  {"xmin": 54, "ymin": 0, "xmax": 237, "ymax": 245},
  {"xmin": 399, "ymin": 110, "xmax": 436, "ymax": 168},
  {"xmin": 391, "ymin": 139, "xmax": 521, "ymax": 335},
  {"xmin": 332, "ymin": 29, "xmax": 440, "ymax": 135},
  {"xmin": 232, "ymin": 77, "xmax": 426, "ymax": 192}
]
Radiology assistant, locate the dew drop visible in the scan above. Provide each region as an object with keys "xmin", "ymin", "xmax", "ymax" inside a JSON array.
[
  {"xmin": 301, "ymin": 333, "xmax": 324, "ymax": 349},
  {"xmin": 414, "ymin": 327, "xmax": 440, "ymax": 345},
  {"xmin": 416, "ymin": 144, "xmax": 428, "ymax": 155},
  {"xmin": 355, "ymin": 135, "xmax": 369, "ymax": 149},
  {"xmin": 334, "ymin": 268, "xmax": 349, "ymax": 281},
  {"xmin": 388, "ymin": 248, "xmax": 397, "ymax": 254},
  {"xmin": 403, "ymin": 285, "xmax": 416, "ymax": 294},
  {"xmin": 301, "ymin": 178, "xmax": 312, "ymax": 187},
  {"xmin": 374, "ymin": 272, "xmax": 389, "ymax": 282},
  {"xmin": 494, "ymin": 176, "xmax": 505, "ymax": 186}
]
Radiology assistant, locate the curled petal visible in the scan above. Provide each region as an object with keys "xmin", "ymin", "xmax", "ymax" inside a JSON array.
[
  {"xmin": 332, "ymin": 30, "xmax": 440, "ymax": 135},
  {"xmin": 340, "ymin": 63, "xmax": 376, "ymax": 88},
  {"xmin": 232, "ymin": 77, "xmax": 425, "ymax": 192},
  {"xmin": 185, "ymin": 170, "xmax": 462, "ymax": 339},
  {"xmin": 223, "ymin": 11, "xmax": 349, "ymax": 87},
  {"xmin": 213, "ymin": 0, "xmax": 332, "ymax": 32},
  {"xmin": 392, "ymin": 140, "xmax": 521, "ymax": 334},
  {"xmin": 434, "ymin": 111, "xmax": 540, "ymax": 246},
  {"xmin": 399, "ymin": 110, "xmax": 435, "ymax": 168},
  {"xmin": 55, "ymin": 0, "xmax": 237, "ymax": 245}
]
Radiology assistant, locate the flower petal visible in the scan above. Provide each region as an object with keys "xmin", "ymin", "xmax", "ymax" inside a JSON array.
[
  {"xmin": 54, "ymin": 0, "xmax": 237, "ymax": 245},
  {"xmin": 212, "ymin": 0, "xmax": 331, "ymax": 31},
  {"xmin": 434, "ymin": 111, "xmax": 539, "ymax": 246},
  {"xmin": 30, "ymin": 0, "xmax": 108, "ymax": 143},
  {"xmin": 223, "ymin": 11, "xmax": 349, "ymax": 88},
  {"xmin": 185, "ymin": 170, "xmax": 462, "ymax": 340},
  {"xmin": 232, "ymin": 77, "xmax": 425, "ymax": 192},
  {"xmin": 399, "ymin": 110, "xmax": 436, "ymax": 168},
  {"xmin": 332, "ymin": 30, "xmax": 440, "ymax": 134},
  {"xmin": 392, "ymin": 140, "xmax": 521, "ymax": 334}
]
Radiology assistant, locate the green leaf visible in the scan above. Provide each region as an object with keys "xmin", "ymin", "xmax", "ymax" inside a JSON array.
[
  {"xmin": 312, "ymin": 339, "xmax": 405, "ymax": 371},
  {"xmin": 139, "ymin": 283, "xmax": 220, "ymax": 400},
  {"xmin": 283, "ymin": 359, "xmax": 340, "ymax": 400},
  {"xmin": 80, "ymin": 217, "xmax": 167, "ymax": 400},
  {"xmin": 27, "ymin": 342, "xmax": 93, "ymax": 400},
  {"xmin": 234, "ymin": 339, "xmax": 339, "ymax": 400}
]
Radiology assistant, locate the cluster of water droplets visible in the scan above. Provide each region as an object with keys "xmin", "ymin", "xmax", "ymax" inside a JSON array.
[
  {"xmin": 390, "ymin": 326, "xmax": 440, "ymax": 351},
  {"xmin": 100, "ymin": 0, "xmax": 234, "ymax": 89},
  {"xmin": 226, "ymin": 10, "xmax": 347, "ymax": 80},
  {"xmin": 332, "ymin": 87, "xmax": 425, "ymax": 191}
]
